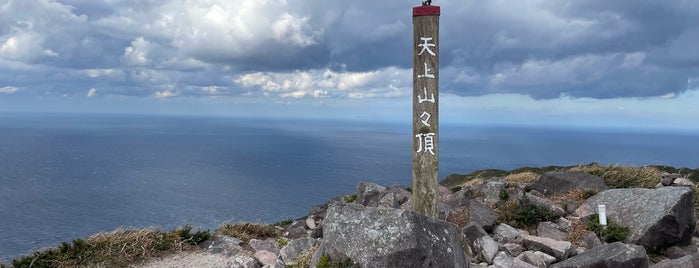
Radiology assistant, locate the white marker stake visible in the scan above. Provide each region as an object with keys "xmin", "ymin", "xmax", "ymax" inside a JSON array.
[{"xmin": 598, "ymin": 204, "xmax": 607, "ymax": 226}]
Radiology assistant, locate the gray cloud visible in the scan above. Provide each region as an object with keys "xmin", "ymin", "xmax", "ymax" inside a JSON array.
[{"xmin": 0, "ymin": 0, "xmax": 696, "ymax": 101}]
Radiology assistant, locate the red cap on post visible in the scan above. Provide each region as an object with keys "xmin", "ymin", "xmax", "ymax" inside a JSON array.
[{"xmin": 413, "ymin": 5, "xmax": 440, "ymax": 16}]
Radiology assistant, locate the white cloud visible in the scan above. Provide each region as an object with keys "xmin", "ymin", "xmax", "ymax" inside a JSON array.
[
  {"xmin": 155, "ymin": 90, "xmax": 177, "ymax": 99},
  {"xmin": 0, "ymin": 86, "xmax": 19, "ymax": 94},
  {"xmin": 123, "ymin": 37, "xmax": 154, "ymax": 66},
  {"xmin": 234, "ymin": 67, "xmax": 410, "ymax": 98},
  {"xmin": 87, "ymin": 88, "xmax": 97, "ymax": 97}
]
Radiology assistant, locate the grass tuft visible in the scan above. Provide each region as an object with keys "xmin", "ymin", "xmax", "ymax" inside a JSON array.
[
  {"xmin": 570, "ymin": 163, "xmax": 662, "ymax": 188},
  {"xmin": 497, "ymin": 198, "xmax": 558, "ymax": 229},
  {"xmin": 215, "ymin": 223, "xmax": 280, "ymax": 243},
  {"xmin": 8, "ymin": 225, "xmax": 209, "ymax": 267},
  {"xmin": 587, "ymin": 214, "xmax": 629, "ymax": 243},
  {"xmin": 504, "ymin": 171, "xmax": 540, "ymax": 184}
]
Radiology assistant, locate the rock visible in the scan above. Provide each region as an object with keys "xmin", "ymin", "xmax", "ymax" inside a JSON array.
[
  {"xmin": 519, "ymin": 251, "xmax": 557, "ymax": 268},
  {"xmin": 322, "ymin": 203, "xmax": 468, "ymax": 268},
  {"xmin": 672, "ymin": 177, "xmax": 696, "ymax": 188},
  {"xmin": 280, "ymin": 237, "xmax": 318, "ymax": 266},
  {"xmin": 483, "ymin": 179, "xmax": 508, "ymax": 206},
  {"xmin": 305, "ymin": 216, "xmax": 317, "ymax": 230},
  {"xmin": 254, "ymin": 250, "xmax": 282, "ymax": 267},
  {"xmin": 381, "ymin": 186, "xmax": 412, "ymax": 208},
  {"xmin": 527, "ymin": 195, "xmax": 566, "ymax": 217},
  {"xmin": 231, "ymin": 254, "xmax": 261, "ymax": 268},
  {"xmin": 285, "ymin": 222, "xmax": 308, "ymax": 240},
  {"xmin": 309, "ymin": 226, "xmax": 323, "ymax": 239},
  {"xmin": 661, "ymin": 173, "xmax": 680, "ymax": 186},
  {"xmin": 439, "ymin": 185, "xmax": 452, "ymax": 202},
  {"xmin": 356, "ymin": 181, "xmax": 387, "ymax": 207},
  {"xmin": 493, "ymin": 223, "xmax": 526, "ymax": 244},
  {"xmin": 503, "ymin": 243, "xmax": 525, "ymax": 257},
  {"xmin": 445, "ymin": 189, "xmax": 470, "ymax": 208},
  {"xmin": 462, "ymin": 223, "xmax": 499, "ymax": 264},
  {"xmin": 308, "ymin": 204, "xmax": 328, "ymax": 221},
  {"xmin": 556, "ymin": 217, "xmax": 572, "ymax": 232},
  {"xmin": 522, "ymin": 234, "xmax": 574, "ymax": 261},
  {"xmin": 650, "ymin": 255, "xmax": 694, "ymax": 268},
  {"xmin": 531, "ymin": 171, "xmax": 608, "ymax": 196},
  {"xmin": 581, "ymin": 231, "xmax": 602, "ymax": 249},
  {"xmin": 551, "ymin": 242, "xmax": 648, "ymax": 268},
  {"xmin": 537, "ymin": 221, "xmax": 567, "ymax": 241},
  {"xmin": 665, "ymin": 245, "xmax": 692, "ymax": 259},
  {"xmin": 249, "ymin": 239, "xmax": 281, "ymax": 254},
  {"xmin": 466, "ymin": 199, "xmax": 500, "ymax": 232},
  {"xmin": 575, "ymin": 187, "xmax": 696, "ymax": 251},
  {"xmin": 201, "ymin": 235, "xmax": 244, "ymax": 256},
  {"xmin": 490, "ymin": 252, "xmax": 538, "ymax": 268}
]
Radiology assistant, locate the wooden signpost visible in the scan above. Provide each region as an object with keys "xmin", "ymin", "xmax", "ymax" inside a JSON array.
[{"xmin": 412, "ymin": 2, "xmax": 440, "ymax": 217}]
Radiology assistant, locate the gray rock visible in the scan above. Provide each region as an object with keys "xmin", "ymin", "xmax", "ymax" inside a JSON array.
[
  {"xmin": 551, "ymin": 242, "xmax": 648, "ymax": 268},
  {"xmin": 581, "ymin": 231, "xmax": 602, "ymax": 249},
  {"xmin": 463, "ymin": 223, "xmax": 499, "ymax": 264},
  {"xmin": 484, "ymin": 179, "xmax": 508, "ymax": 206},
  {"xmin": 308, "ymin": 204, "xmax": 328, "ymax": 221},
  {"xmin": 519, "ymin": 251, "xmax": 557, "ymax": 268},
  {"xmin": 527, "ymin": 195, "xmax": 566, "ymax": 217},
  {"xmin": 650, "ymin": 255, "xmax": 694, "ymax": 268},
  {"xmin": 531, "ymin": 171, "xmax": 608, "ymax": 196},
  {"xmin": 231, "ymin": 254, "xmax": 261, "ymax": 268},
  {"xmin": 322, "ymin": 203, "xmax": 468, "ymax": 268},
  {"xmin": 490, "ymin": 252, "xmax": 538, "ymax": 268},
  {"xmin": 575, "ymin": 187, "xmax": 696, "ymax": 251},
  {"xmin": 664, "ymin": 245, "xmax": 694, "ymax": 259},
  {"xmin": 356, "ymin": 181, "xmax": 387, "ymax": 207},
  {"xmin": 280, "ymin": 237, "xmax": 318, "ymax": 266},
  {"xmin": 305, "ymin": 216, "xmax": 317, "ymax": 230},
  {"xmin": 249, "ymin": 239, "xmax": 281, "ymax": 255},
  {"xmin": 556, "ymin": 217, "xmax": 572, "ymax": 232},
  {"xmin": 672, "ymin": 177, "xmax": 696, "ymax": 188},
  {"xmin": 537, "ymin": 222, "xmax": 567, "ymax": 241},
  {"xmin": 201, "ymin": 235, "xmax": 244, "ymax": 256},
  {"xmin": 254, "ymin": 250, "xmax": 282, "ymax": 268},
  {"xmin": 493, "ymin": 223, "xmax": 526, "ymax": 244},
  {"xmin": 466, "ymin": 199, "xmax": 500, "ymax": 232},
  {"xmin": 661, "ymin": 173, "xmax": 680, "ymax": 186},
  {"xmin": 445, "ymin": 189, "xmax": 470, "ymax": 208},
  {"xmin": 503, "ymin": 243, "xmax": 525, "ymax": 257},
  {"xmin": 522, "ymin": 235, "xmax": 574, "ymax": 261}
]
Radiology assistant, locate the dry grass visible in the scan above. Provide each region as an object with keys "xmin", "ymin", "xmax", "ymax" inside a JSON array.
[
  {"xmin": 565, "ymin": 218, "xmax": 588, "ymax": 248},
  {"xmin": 462, "ymin": 178, "xmax": 485, "ymax": 188},
  {"xmin": 215, "ymin": 223, "xmax": 281, "ymax": 243},
  {"xmin": 445, "ymin": 207, "xmax": 470, "ymax": 228},
  {"xmin": 295, "ymin": 243, "xmax": 319, "ymax": 268},
  {"xmin": 7, "ymin": 226, "xmax": 209, "ymax": 267},
  {"xmin": 569, "ymin": 163, "xmax": 662, "ymax": 189},
  {"xmin": 504, "ymin": 172, "xmax": 540, "ymax": 184}
]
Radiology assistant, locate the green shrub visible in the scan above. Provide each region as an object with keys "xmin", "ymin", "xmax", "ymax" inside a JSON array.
[
  {"xmin": 277, "ymin": 238, "xmax": 288, "ymax": 246},
  {"xmin": 499, "ymin": 189, "xmax": 509, "ymax": 200},
  {"xmin": 498, "ymin": 198, "xmax": 558, "ymax": 228},
  {"xmin": 587, "ymin": 214, "xmax": 629, "ymax": 243},
  {"xmin": 344, "ymin": 194, "xmax": 358, "ymax": 203}
]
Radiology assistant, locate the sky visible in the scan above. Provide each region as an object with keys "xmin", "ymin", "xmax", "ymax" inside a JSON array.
[{"xmin": 0, "ymin": 0, "xmax": 698, "ymax": 129}]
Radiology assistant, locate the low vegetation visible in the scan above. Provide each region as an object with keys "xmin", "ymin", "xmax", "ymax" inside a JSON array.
[
  {"xmin": 3, "ymin": 225, "xmax": 209, "ymax": 268},
  {"xmin": 569, "ymin": 163, "xmax": 662, "ymax": 188},
  {"xmin": 497, "ymin": 197, "xmax": 558, "ymax": 229},
  {"xmin": 215, "ymin": 222, "xmax": 281, "ymax": 243},
  {"xmin": 315, "ymin": 254, "xmax": 360, "ymax": 268},
  {"xmin": 587, "ymin": 214, "xmax": 630, "ymax": 243}
]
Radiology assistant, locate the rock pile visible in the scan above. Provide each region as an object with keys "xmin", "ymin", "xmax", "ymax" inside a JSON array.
[{"xmin": 189, "ymin": 171, "xmax": 698, "ymax": 267}]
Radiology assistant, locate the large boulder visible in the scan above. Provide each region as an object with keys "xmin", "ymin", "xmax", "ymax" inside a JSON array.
[
  {"xmin": 443, "ymin": 191, "xmax": 499, "ymax": 232},
  {"xmin": 321, "ymin": 203, "xmax": 468, "ymax": 268},
  {"xmin": 650, "ymin": 255, "xmax": 694, "ymax": 268},
  {"xmin": 575, "ymin": 187, "xmax": 695, "ymax": 250},
  {"xmin": 356, "ymin": 181, "xmax": 387, "ymax": 207},
  {"xmin": 551, "ymin": 242, "xmax": 648, "ymax": 268},
  {"xmin": 531, "ymin": 171, "xmax": 608, "ymax": 196}
]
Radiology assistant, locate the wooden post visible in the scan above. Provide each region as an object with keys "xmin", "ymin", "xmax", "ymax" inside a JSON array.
[{"xmin": 412, "ymin": 4, "xmax": 440, "ymax": 217}]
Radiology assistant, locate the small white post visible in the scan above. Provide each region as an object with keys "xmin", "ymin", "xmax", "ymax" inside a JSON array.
[{"xmin": 598, "ymin": 204, "xmax": 607, "ymax": 226}]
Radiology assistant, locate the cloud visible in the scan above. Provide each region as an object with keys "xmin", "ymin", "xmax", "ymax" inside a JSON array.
[
  {"xmin": 0, "ymin": 86, "xmax": 19, "ymax": 94},
  {"xmin": 0, "ymin": 0, "xmax": 696, "ymax": 103},
  {"xmin": 234, "ymin": 66, "xmax": 410, "ymax": 99},
  {"xmin": 87, "ymin": 88, "xmax": 97, "ymax": 97}
]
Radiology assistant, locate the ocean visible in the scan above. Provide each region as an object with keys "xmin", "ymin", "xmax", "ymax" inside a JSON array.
[{"xmin": 1, "ymin": 113, "xmax": 698, "ymax": 262}]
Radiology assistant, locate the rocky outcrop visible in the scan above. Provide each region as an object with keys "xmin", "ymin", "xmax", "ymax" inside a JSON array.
[
  {"xmin": 551, "ymin": 242, "xmax": 648, "ymax": 268},
  {"xmin": 462, "ymin": 223, "xmax": 498, "ymax": 264},
  {"xmin": 576, "ymin": 187, "xmax": 696, "ymax": 250},
  {"xmin": 321, "ymin": 203, "xmax": 468, "ymax": 268},
  {"xmin": 531, "ymin": 171, "xmax": 608, "ymax": 196},
  {"xmin": 522, "ymin": 235, "xmax": 574, "ymax": 261}
]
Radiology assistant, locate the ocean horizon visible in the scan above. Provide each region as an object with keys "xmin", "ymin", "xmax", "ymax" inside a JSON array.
[{"xmin": 1, "ymin": 112, "xmax": 698, "ymax": 262}]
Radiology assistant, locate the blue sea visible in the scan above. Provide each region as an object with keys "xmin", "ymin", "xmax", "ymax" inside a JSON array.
[{"xmin": 1, "ymin": 113, "xmax": 698, "ymax": 262}]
